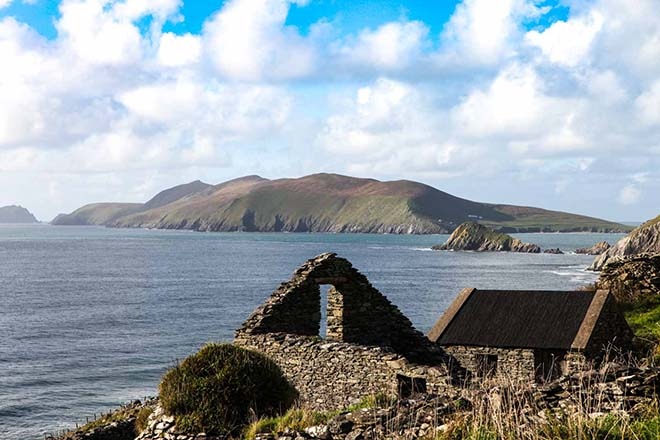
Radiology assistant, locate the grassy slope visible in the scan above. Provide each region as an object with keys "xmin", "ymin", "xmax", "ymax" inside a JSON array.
[
  {"xmin": 482, "ymin": 205, "xmax": 632, "ymax": 232},
  {"xmin": 55, "ymin": 174, "xmax": 631, "ymax": 233},
  {"xmin": 51, "ymin": 203, "xmax": 143, "ymax": 225}
]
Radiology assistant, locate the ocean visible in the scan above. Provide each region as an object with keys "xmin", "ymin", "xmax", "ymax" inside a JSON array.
[{"xmin": 0, "ymin": 225, "xmax": 625, "ymax": 440}]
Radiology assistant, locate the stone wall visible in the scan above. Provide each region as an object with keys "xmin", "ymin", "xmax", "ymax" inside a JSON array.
[
  {"xmin": 235, "ymin": 333, "xmax": 451, "ymax": 411},
  {"xmin": 235, "ymin": 253, "xmax": 450, "ymax": 364},
  {"xmin": 444, "ymin": 346, "xmax": 536, "ymax": 382},
  {"xmin": 585, "ymin": 293, "xmax": 635, "ymax": 358}
]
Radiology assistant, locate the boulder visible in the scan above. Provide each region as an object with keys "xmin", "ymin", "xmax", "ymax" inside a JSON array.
[{"xmin": 543, "ymin": 248, "xmax": 564, "ymax": 254}]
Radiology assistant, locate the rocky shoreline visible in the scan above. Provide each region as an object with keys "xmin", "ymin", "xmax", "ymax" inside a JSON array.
[{"xmin": 53, "ymin": 363, "xmax": 660, "ymax": 440}]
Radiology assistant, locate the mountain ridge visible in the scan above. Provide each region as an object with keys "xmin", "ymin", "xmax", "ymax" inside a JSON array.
[{"xmin": 51, "ymin": 173, "xmax": 631, "ymax": 234}]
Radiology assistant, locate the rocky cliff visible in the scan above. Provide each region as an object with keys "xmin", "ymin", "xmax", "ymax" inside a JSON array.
[
  {"xmin": 590, "ymin": 216, "xmax": 660, "ymax": 270},
  {"xmin": 432, "ymin": 221, "xmax": 541, "ymax": 252},
  {"xmin": 0, "ymin": 205, "xmax": 38, "ymax": 223}
]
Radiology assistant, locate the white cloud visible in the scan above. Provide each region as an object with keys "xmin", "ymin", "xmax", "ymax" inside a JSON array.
[
  {"xmin": 451, "ymin": 63, "xmax": 586, "ymax": 153},
  {"xmin": 317, "ymin": 78, "xmax": 473, "ymax": 176},
  {"xmin": 203, "ymin": 0, "xmax": 315, "ymax": 81},
  {"xmin": 525, "ymin": 11, "xmax": 603, "ymax": 67},
  {"xmin": 0, "ymin": 0, "xmax": 13, "ymax": 8},
  {"xmin": 635, "ymin": 80, "xmax": 660, "ymax": 126},
  {"xmin": 438, "ymin": 0, "xmax": 544, "ymax": 65},
  {"xmin": 157, "ymin": 32, "xmax": 201, "ymax": 66},
  {"xmin": 56, "ymin": 0, "xmax": 143, "ymax": 65},
  {"xmin": 334, "ymin": 21, "xmax": 428, "ymax": 71},
  {"xmin": 618, "ymin": 184, "xmax": 641, "ymax": 205}
]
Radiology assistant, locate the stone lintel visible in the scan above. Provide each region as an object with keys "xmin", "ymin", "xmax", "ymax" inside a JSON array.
[
  {"xmin": 427, "ymin": 287, "xmax": 476, "ymax": 343},
  {"xmin": 571, "ymin": 289, "xmax": 610, "ymax": 350}
]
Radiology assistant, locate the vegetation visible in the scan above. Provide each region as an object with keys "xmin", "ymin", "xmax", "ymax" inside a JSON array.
[
  {"xmin": 159, "ymin": 343, "xmax": 298, "ymax": 436},
  {"xmin": 51, "ymin": 173, "xmax": 630, "ymax": 233},
  {"xmin": 439, "ymin": 409, "xmax": 660, "ymax": 440},
  {"xmin": 134, "ymin": 406, "xmax": 153, "ymax": 434},
  {"xmin": 625, "ymin": 296, "xmax": 660, "ymax": 362},
  {"xmin": 244, "ymin": 392, "xmax": 393, "ymax": 440}
]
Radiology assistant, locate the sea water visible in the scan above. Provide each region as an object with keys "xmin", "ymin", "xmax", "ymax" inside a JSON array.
[{"xmin": 0, "ymin": 225, "xmax": 625, "ymax": 439}]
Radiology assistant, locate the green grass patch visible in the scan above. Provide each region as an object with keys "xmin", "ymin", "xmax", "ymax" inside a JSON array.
[
  {"xmin": 244, "ymin": 392, "xmax": 393, "ymax": 440},
  {"xmin": 625, "ymin": 297, "xmax": 660, "ymax": 362},
  {"xmin": 159, "ymin": 343, "xmax": 298, "ymax": 437}
]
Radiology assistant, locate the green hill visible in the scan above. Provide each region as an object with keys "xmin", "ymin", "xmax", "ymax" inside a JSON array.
[{"xmin": 52, "ymin": 173, "xmax": 631, "ymax": 234}]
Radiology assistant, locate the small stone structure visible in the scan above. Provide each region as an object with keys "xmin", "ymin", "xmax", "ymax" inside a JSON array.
[
  {"xmin": 234, "ymin": 253, "xmax": 457, "ymax": 410},
  {"xmin": 428, "ymin": 288, "xmax": 634, "ymax": 382}
]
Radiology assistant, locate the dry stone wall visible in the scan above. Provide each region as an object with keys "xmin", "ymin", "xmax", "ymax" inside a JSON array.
[
  {"xmin": 444, "ymin": 346, "xmax": 536, "ymax": 382},
  {"xmin": 236, "ymin": 333, "xmax": 451, "ymax": 411},
  {"xmin": 235, "ymin": 253, "xmax": 450, "ymax": 364},
  {"xmin": 234, "ymin": 253, "xmax": 461, "ymax": 411}
]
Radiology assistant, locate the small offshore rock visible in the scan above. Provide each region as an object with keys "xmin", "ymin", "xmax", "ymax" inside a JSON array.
[
  {"xmin": 576, "ymin": 241, "xmax": 611, "ymax": 255},
  {"xmin": 433, "ymin": 221, "xmax": 540, "ymax": 253}
]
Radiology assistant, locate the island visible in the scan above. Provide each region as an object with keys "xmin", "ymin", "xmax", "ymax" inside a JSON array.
[
  {"xmin": 52, "ymin": 174, "xmax": 630, "ymax": 234},
  {"xmin": 0, "ymin": 205, "xmax": 38, "ymax": 223}
]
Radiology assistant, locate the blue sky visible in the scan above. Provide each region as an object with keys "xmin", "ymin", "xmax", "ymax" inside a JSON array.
[
  {"xmin": 2, "ymin": 1, "xmax": 570, "ymax": 39},
  {"xmin": 0, "ymin": 0, "xmax": 658, "ymax": 222}
]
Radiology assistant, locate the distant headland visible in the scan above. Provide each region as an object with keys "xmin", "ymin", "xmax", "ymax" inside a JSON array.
[
  {"xmin": 52, "ymin": 173, "xmax": 631, "ymax": 234},
  {"xmin": 0, "ymin": 205, "xmax": 39, "ymax": 224}
]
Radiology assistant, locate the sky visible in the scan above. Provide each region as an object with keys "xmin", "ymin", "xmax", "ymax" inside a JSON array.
[{"xmin": 0, "ymin": 0, "xmax": 658, "ymax": 222}]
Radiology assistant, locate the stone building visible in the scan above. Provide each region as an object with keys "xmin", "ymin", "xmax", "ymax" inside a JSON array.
[
  {"xmin": 234, "ymin": 253, "xmax": 458, "ymax": 411},
  {"xmin": 428, "ymin": 288, "xmax": 634, "ymax": 382}
]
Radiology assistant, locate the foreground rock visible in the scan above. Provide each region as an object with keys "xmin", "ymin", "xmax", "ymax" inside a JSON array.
[
  {"xmin": 590, "ymin": 216, "xmax": 660, "ymax": 270},
  {"xmin": 50, "ymin": 399, "xmax": 156, "ymax": 440},
  {"xmin": 596, "ymin": 254, "xmax": 660, "ymax": 304},
  {"xmin": 576, "ymin": 241, "xmax": 611, "ymax": 255},
  {"xmin": 432, "ymin": 221, "xmax": 540, "ymax": 253}
]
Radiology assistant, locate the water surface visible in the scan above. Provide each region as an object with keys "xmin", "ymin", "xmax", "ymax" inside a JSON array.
[{"xmin": 0, "ymin": 225, "xmax": 624, "ymax": 439}]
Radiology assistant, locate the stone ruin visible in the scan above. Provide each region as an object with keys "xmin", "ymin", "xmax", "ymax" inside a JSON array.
[{"xmin": 234, "ymin": 253, "xmax": 457, "ymax": 410}]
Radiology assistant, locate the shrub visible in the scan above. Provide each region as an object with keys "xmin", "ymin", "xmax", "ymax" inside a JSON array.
[{"xmin": 159, "ymin": 343, "xmax": 298, "ymax": 436}]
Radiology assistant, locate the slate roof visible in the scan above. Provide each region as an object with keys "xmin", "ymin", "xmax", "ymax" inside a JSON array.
[{"xmin": 428, "ymin": 289, "xmax": 604, "ymax": 350}]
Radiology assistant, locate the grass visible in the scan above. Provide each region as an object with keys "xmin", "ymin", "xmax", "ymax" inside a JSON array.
[
  {"xmin": 61, "ymin": 401, "xmax": 153, "ymax": 439},
  {"xmin": 159, "ymin": 343, "xmax": 298, "ymax": 437},
  {"xmin": 243, "ymin": 392, "xmax": 394, "ymax": 439},
  {"xmin": 135, "ymin": 406, "xmax": 153, "ymax": 434},
  {"xmin": 625, "ymin": 296, "xmax": 660, "ymax": 362}
]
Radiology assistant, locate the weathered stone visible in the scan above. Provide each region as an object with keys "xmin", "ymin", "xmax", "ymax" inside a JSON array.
[
  {"xmin": 576, "ymin": 241, "xmax": 611, "ymax": 255},
  {"xmin": 432, "ymin": 222, "xmax": 541, "ymax": 253}
]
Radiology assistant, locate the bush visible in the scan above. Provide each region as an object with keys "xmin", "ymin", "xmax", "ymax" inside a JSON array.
[{"xmin": 159, "ymin": 343, "xmax": 298, "ymax": 436}]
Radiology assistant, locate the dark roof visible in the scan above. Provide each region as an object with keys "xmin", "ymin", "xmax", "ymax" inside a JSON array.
[{"xmin": 430, "ymin": 289, "xmax": 600, "ymax": 350}]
